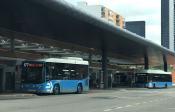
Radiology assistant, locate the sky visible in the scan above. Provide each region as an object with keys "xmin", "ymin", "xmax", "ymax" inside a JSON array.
[{"xmin": 65, "ymin": 0, "xmax": 161, "ymax": 45}]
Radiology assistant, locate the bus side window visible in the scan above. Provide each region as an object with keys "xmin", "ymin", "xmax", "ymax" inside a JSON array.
[
  {"xmin": 46, "ymin": 65, "xmax": 51, "ymax": 81},
  {"xmin": 63, "ymin": 71, "xmax": 69, "ymax": 80}
]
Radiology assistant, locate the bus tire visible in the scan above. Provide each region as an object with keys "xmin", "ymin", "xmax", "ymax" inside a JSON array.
[
  {"xmin": 165, "ymin": 84, "xmax": 168, "ymax": 88},
  {"xmin": 53, "ymin": 84, "xmax": 60, "ymax": 95},
  {"xmin": 77, "ymin": 83, "xmax": 83, "ymax": 94}
]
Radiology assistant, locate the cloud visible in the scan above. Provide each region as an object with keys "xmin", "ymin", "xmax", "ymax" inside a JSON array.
[{"xmin": 146, "ymin": 25, "xmax": 161, "ymax": 45}]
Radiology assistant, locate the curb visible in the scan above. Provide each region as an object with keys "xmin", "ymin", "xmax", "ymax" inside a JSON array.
[{"xmin": 0, "ymin": 93, "xmax": 37, "ymax": 100}]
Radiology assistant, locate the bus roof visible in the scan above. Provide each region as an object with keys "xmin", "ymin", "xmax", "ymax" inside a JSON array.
[
  {"xmin": 38, "ymin": 58, "xmax": 89, "ymax": 65},
  {"xmin": 136, "ymin": 69, "xmax": 171, "ymax": 74}
]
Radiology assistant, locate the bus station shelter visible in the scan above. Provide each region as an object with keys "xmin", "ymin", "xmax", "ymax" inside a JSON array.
[{"xmin": 0, "ymin": 0, "xmax": 175, "ymax": 89}]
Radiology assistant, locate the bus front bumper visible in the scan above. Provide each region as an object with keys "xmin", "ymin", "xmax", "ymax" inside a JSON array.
[
  {"xmin": 36, "ymin": 89, "xmax": 53, "ymax": 94},
  {"xmin": 22, "ymin": 88, "xmax": 53, "ymax": 94}
]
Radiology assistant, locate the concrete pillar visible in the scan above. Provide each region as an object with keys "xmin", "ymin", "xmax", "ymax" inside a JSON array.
[
  {"xmin": 163, "ymin": 54, "xmax": 167, "ymax": 72},
  {"xmin": 144, "ymin": 50, "xmax": 149, "ymax": 70},
  {"xmin": 101, "ymin": 46, "xmax": 108, "ymax": 89},
  {"xmin": 0, "ymin": 67, "xmax": 3, "ymax": 92},
  {"xmin": 10, "ymin": 37, "xmax": 15, "ymax": 52},
  {"xmin": 88, "ymin": 51, "xmax": 92, "ymax": 66},
  {"xmin": 2, "ymin": 66, "xmax": 6, "ymax": 92}
]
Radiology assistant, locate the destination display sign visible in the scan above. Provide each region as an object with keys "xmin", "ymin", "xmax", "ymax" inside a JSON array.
[{"xmin": 23, "ymin": 63, "xmax": 43, "ymax": 67}]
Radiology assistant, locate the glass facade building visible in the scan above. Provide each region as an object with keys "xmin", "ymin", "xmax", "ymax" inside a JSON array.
[
  {"xmin": 161, "ymin": 0, "xmax": 174, "ymax": 51},
  {"xmin": 125, "ymin": 21, "xmax": 145, "ymax": 38}
]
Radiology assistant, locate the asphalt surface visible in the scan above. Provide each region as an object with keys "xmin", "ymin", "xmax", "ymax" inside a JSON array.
[
  {"xmin": 0, "ymin": 88, "xmax": 175, "ymax": 112},
  {"xmin": 0, "ymin": 93, "xmax": 37, "ymax": 100}
]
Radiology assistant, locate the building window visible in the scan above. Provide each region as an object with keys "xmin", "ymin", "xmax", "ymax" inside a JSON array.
[
  {"xmin": 116, "ymin": 15, "xmax": 119, "ymax": 18},
  {"xmin": 101, "ymin": 11, "xmax": 105, "ymax": 18},
  {"xmin": 101, "ymin": 7, "xmax": 105, "ymax": 12},
  {"xmin": 116, "ymin": 20, "xmax": 120, "ymax": 23},
  {"xmin": 108, "ymin": 10, "xmax": 113, "ymax": 16}
]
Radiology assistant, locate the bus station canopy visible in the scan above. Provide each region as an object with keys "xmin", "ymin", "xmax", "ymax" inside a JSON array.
[{"xmin": 0, "ymin": 0, "xmax": 175, "ymax": 65}]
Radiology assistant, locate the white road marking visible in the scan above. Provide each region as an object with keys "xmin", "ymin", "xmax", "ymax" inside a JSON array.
[
  {"xmin": 114, "ymin": 107, "xmax": 123, "ymax": 109},
  {"xmin": 104, "ymin": 101, "xmax": 150, "ymax": 112},
  {"xmin": 104, "ymin": 109, "xmax": 112, "ymax": 111},
  {"xmin": 168, "ymin": 108, "xmax": 175, "ymax": 110},
  {"xmin": 135, "ymin": 103, "xmax": 141, "ymax": 105},
  {"xmin": 125, "ymin": 105, "xmax": 132, "ymax": 107}
]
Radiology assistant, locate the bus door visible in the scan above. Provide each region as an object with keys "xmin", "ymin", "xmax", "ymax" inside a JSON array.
[
  {"xmin": 60, "ymin": 76, "xmax": 77, "ymax": 92},
  {"xmin": 60, "ymin": 70, "xmax": 78, "ymax": 92},
  {"xmin": 48, "ymin": 63, "xmax": 77, "ymax": 92},
  {"xmin": 65, "ymin": 64, "xmax": 88, "ymax": 92}
]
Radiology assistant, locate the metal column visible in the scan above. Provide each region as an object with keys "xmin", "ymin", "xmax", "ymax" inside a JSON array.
[
  {"xmin": 2, "ymin": 66, "xmax": 6, "ymax": 92},
  {"xmin": 101, "ymin": 46, "xmax": 108, "ymax": 89},
  {"xmin": 144, "ymin": 50, "xmax": 149, "ymax": 70},
  {"xmin": 10, "ymin": 37, "xmax": 15, "ymax": 52},
  {"xmin": 163, "ymin": 54, "xmax": 167, "ymax": 72},
  {"xmin": 88, "ymin": 50, "xmax": 92, "ymax": 66}
]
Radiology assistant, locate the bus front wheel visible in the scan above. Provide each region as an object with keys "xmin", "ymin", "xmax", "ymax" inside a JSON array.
[
  {"xmin": 77, "ymin": 84, "xmax": 83, "ymax": 94},
  {"xmin": 53, "ymin": 84, "xmax": 60, "ymax": 95}
]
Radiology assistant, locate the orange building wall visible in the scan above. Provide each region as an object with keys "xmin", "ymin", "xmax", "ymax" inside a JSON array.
[
  {"xmin": 119, "ymin": 16, "xmax": 124, "ymax": 28},
  {"xmin": 101, "ymin": 7, "xmax": 124, "ymax": 29},
  {"xmin": 172, "ymin": 71, "xmax": 175, "ymax": 84}
]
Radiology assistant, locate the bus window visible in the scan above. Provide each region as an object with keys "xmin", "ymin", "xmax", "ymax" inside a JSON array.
[
  {"xmin": 69, "ymin": 64, "xmax": 88, "ymax": 80},
  {"xmin": 22, "ymin": 63, "xmax": 44, "ymax": 84},
  {"xmin": 46, "ymin": 63, "xmax": 69, "ymax": 80}
]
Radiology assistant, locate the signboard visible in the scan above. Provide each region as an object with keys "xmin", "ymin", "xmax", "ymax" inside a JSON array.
[{"xmin": 23, "ymin": 63, "xmax": 43, "ymax": 67}]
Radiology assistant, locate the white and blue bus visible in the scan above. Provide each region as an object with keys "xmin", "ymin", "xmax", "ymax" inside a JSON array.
[
  {"xmin": 135, "ymin": 70, "xmax": 172, "ymax": 88},
  {"xmin": 21, "ymin": 57, "xmax": 89, "ymax": 94}
]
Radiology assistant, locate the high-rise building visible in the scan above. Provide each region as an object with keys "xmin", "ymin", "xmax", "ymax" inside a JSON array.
[
  {"xmin": 125, "ymin": 21, "xmax": 146, "ymax": 38},
  {"xmin": 161, "ymin": 0, "xmax": 174, "ymax": 51},
  {"xmin": 77, "ymin": 2, "xmax": 125, "ymax": 29}
]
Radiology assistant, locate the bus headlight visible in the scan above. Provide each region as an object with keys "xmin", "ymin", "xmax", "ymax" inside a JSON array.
[
  {"xmin": 148, "ymin": 83, "xmax": 153, "ymax": 87},
  {"xmin": 45, "ymin": 82, "xmax": 51, "ymax": 89}
]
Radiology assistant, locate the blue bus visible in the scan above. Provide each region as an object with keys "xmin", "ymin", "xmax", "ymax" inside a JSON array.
[
  {"xmin": 135, "ymin": 70, "xmax": 172, "ymax": 88},
  {"xmin": 21, "ymin": 57, "xmax": 89, "ymax": 94}
]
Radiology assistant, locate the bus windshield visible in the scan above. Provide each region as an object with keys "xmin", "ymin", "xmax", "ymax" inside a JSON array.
[{"xmin": 22, "ymin": 62, "xmax": 44, "ymax": 84}]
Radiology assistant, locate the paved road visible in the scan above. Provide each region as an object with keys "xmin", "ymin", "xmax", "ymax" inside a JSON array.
[{"xmin": 0, "ymin": 88, "xmax": 175, "ymax": 112}]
